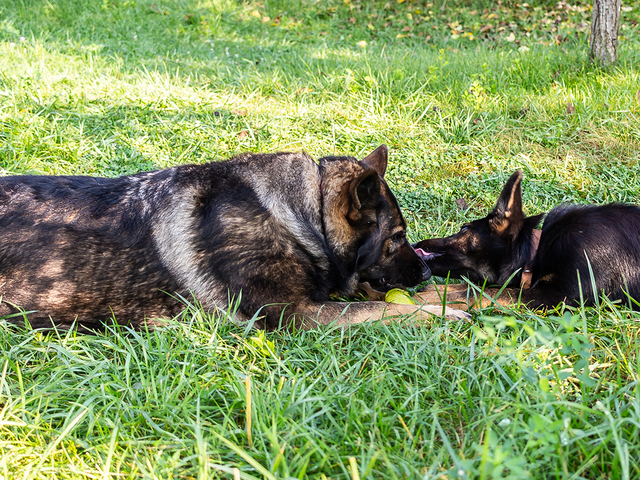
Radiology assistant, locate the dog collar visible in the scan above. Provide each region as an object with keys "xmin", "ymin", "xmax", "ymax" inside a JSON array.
[{"xmin": 521, "ymin": 229, "xmax": 541, "ymax": 289}]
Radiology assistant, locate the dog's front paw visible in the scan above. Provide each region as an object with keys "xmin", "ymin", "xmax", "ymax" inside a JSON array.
[
  {"xmin": 418, "ymin": 304, "xmax": 472, "ymax": 321},
  {"xmin": 441, "ymin": 306, "xmax": 472, "ymax": 321}
]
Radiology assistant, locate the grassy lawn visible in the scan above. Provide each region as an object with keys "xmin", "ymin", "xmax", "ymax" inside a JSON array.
[{"xmin": 1, "ymin": 0, "xmax": 640, "ymax": 478}]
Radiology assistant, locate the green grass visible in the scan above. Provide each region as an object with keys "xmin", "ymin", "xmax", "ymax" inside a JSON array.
[{"xmin": 1, "ymin": 0, "xmax": 640, "ymax": 477}]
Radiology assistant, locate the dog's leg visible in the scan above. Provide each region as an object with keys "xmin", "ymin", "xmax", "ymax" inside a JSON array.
[
  {"xmin": 355, "ymin": 282, "xmax": 387, "ymax": 301},
  {"xmin": 517, "ymin": 285, "xmax": 569, "ymax": 310},
  {"xmin": 290, "ymin": 301, "xmax": 470, "ymax": 330},
  {"xmin": 413, "ymin": 284, "xmax": 524, "ymax": 310}
]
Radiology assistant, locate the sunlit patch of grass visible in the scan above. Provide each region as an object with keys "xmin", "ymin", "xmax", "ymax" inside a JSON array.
[{"xmin": 1, "ymin": 0, "xmax": 640, "ymax": 477}]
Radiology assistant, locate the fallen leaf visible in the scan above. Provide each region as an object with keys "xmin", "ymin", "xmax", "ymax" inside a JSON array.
[
  {"xmin": 402, "ymin": 26, "xmax": 411, "ymax": 32},
  {"xmin": 262, "ymin": 16, "xmax": 270, "ymax": 23},
  {"xmin": 296, "ymin": 87, "xmax": 313, "ymax": 95},
  {"xmin": 566, "ymin": 103, "xmax": 575, "ymax": 114},
  {"xmin": 357, "ymin": 40, "xmax": 367, "ymax": 48},
  {"xmin": 238, "ymin": 130, "xmax": 248, "ymax": 139},
  {"xmin": 505, "ymin": 32, "xmax": 516, "ymax": 42},
  {"xmin": 232, "ymin": 108, "xmax": 248, "ymax": 116},
  {"xmin": 367, "ymin": 23, "xmax": 375, "ymax": 30},
  {"xmin": 455, "ymin": 198, "xmax": 469, "ymax": 210},
  {"xmin": 349, "ymin": 17, "xmax": 356, "ymax": 24}
]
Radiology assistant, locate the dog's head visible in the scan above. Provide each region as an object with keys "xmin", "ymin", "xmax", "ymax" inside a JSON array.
[
  {"xmin": 414, "ymin": 171, "xmax": 542, "ymax": 285},
  {"xmin": 319, "ymin": 145, "xmax": 430, "ymax": 293}
]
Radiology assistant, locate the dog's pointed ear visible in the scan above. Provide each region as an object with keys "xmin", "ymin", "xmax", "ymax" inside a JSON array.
[
  {"xmin": 361, "ymin": 144, "xmax": 388, "ymax": 178},
  {"xmin": 490, "ymin": 171, "xmax": 524, "ymax": 234},
  {"xmin": 348, "ymin": 170, "xmax": 381, "ymax": 222}
]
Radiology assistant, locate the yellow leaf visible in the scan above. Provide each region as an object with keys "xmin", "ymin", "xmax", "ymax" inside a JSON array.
[
  {"xmin": 367, "ymin": 22, "xmax": 375, "ymax": 30},
  {"xmin": 250, "ymin": 10, "xmax": 260, "ymax": 17}
]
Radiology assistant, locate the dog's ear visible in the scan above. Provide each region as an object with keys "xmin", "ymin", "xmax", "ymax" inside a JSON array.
[
  {"xmin": 348, "ymin": 169, "xmax": 381, "ymax": 222},
  {"xmin": 361, "ymin": 145, "xmax": 388, "ymax": 178},
  {"xmin": 490, "ymin": 170, "xmax": 524, "ymax": 234}
]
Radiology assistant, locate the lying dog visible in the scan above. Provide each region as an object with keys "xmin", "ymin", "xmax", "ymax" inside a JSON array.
[
  {"xmin": 413, "ymin": 170, "xmax": 640, "ymax": 310},
  {"xmin": 0, "ymin": 145, "xmax": 466, "ymax": 332}
]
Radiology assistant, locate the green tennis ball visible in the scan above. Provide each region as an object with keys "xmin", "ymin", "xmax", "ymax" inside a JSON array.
[{"xmin": 384, "ymin": 288, "xmax": 416, "ymax": 305}]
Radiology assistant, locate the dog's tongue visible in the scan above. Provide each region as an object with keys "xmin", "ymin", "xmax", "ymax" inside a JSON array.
[{"xmin": 414, "ymin": 247, "xmax": 442, "ymax": 261}]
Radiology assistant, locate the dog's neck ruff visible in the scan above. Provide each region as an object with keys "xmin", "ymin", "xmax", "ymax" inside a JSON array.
[{"xmin": 521, "ymin": 229, "xmax": 542, "ymax": 289}]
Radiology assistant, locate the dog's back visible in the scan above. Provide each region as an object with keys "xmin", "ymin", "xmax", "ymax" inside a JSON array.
[
  {"xmin": 0, "ymin": 155, "xmax": 334, "ymax": 329},
  {"xmin": 532, "ymin": 203, "xmax": 640, "ymax": 306},
  {"xmin": 0, "ymin": 168, "xmax": 199, "ymax": 330}
]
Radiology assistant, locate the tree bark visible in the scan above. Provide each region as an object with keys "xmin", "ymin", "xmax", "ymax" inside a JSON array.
[{"xmin": 590, "ymin": 0, "xmax": 622, "ymax": 66}]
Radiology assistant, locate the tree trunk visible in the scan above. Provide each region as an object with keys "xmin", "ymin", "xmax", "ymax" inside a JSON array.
[{"xmin": 590, "ymin": 0, "xmax": 622, "ymax": 66}]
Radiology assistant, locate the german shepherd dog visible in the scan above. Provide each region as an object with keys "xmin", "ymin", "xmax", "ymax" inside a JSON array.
[
  {"xmin": 413, "ymin": 170, "xmax": 640, "ymax": 310},
  {"xmin": 0, "ymin": 145, "xmax": 467, "ymax": 332}
]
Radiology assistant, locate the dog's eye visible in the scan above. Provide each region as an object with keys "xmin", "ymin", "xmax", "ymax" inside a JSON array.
[
  {"xmin": 460, "ymin": 225, "xmax": 469, "ymax": 232},
  {"xmin": 392, "ymin": 232, "xmax": 406, "ymax": 241}
]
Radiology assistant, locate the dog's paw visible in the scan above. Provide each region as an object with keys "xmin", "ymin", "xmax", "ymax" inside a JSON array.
[
  {"xmin": 441, "ymin": 306, "xmax": 472, "ymax": 321},
  {"xmin": 419, "ymin": 304, "xmax": 472, "ymax": 321},
  {"xmin": 356, "ymin": 282, "xmax": 387, "ymax": 301}
]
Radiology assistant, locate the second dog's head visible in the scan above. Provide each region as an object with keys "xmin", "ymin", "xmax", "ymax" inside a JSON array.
[{"xmin": 414, "ymin": 171, "xmax": 543, "ymax": 285}]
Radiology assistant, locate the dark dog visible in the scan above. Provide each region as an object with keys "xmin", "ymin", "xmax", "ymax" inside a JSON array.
[
  {"xmin": 413, "ymin": 170, "xmax": 640, "ymax": 310},
  {"xmin": 0, "ymin": 145, "xmax": 467, "ymax": 331}
]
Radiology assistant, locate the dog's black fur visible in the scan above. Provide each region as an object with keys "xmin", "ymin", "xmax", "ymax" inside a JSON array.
[
  {"xmin": 414, "ymin": 170, "xmax": 640, "ymax": 309},
  {"xmin": 0, "ymin": 145, "xmax": 469, "ymax": 332}
]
